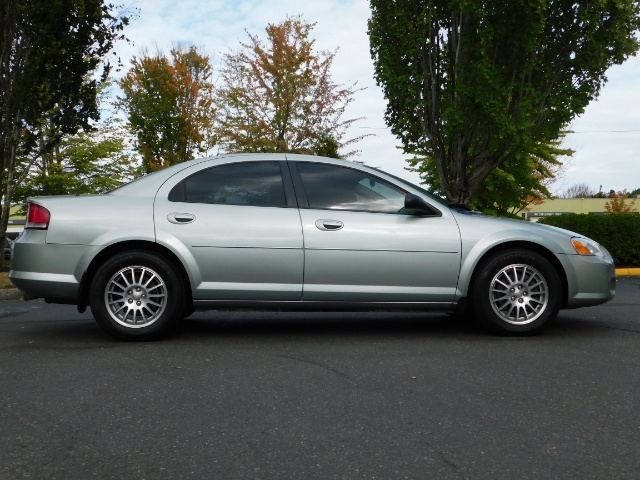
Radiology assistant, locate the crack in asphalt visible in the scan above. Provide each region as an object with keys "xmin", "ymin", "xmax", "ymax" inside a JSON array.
[
  {"xmin": 0, "ymin": 306, "xmax": 42, "ymax": 319},
  {"xmin": 276, "ymin": 353, "xmax": 352, "ymax": 380}
]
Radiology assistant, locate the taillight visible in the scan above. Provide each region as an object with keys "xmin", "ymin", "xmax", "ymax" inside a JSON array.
[{"xmin": 25, "ymin": 203, "xmax": 51, "ymax": 230}]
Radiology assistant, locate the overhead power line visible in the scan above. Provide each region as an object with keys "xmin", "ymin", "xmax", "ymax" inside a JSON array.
[
  {"xmin": 352, "ymin": 126, "xmax": 640, "ymax": 133},
  {"xmin": 570, "ymin": 129, "xmax": 640, "ymax": 133}
]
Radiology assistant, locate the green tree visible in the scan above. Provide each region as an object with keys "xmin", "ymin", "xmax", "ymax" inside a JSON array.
[
  {"xmin": 408, "ymin": 137, "xmax": 571, "ymax": 216},
  {"xmin": 118, "ymin": 45, "xmax": 216, "ymax": 173},
  {"xmin": 13, "ymin": 116, "xmax": 137, "ymax": 204},
  {"xmin": 368, "ymin": 0, "xmax": 640, "ymax": 206},
  {"xmin": 216, "ymin": 15, "xmax": 365, "ymax": 158},
  {"xmin": 0, "ymin": 0, "xmax": 128, "ymax": 255}
]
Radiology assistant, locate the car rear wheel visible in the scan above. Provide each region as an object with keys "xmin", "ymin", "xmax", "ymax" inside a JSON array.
[
  {"xmin": 470, "ymin": 249, "xmax": 561, "ymax": 335},
  {"xmin": 90, "ymin": 251, "xmax": 186, "ymax": 340}
]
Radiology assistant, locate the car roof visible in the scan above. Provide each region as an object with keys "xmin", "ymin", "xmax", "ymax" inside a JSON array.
[
  {"xmin": 109, "ymin": 153, "xmax": 370, "ymax": 197},
  {"xmin": 107, "ymin": 153, "xmax": 450, "ymax": 209}
]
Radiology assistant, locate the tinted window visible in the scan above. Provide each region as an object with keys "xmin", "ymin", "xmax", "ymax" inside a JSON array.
[
  {"xmin": 170, "ymin": 161, "xmax": 286, "ymax": 207},
  {"xmin": 296, "ymin": 163, "xmax": 406, "ymax": 213}
]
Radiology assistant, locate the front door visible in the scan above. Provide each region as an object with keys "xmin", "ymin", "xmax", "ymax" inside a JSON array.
[{"xmin": 292, "ymin": 161, "xmax": 461, "ymax": 303}]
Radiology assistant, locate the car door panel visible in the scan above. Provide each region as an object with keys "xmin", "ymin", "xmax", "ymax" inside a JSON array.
[
  {"xmin": 291, "ymin": 160, "xmax": 461, "ymax": 303},
  {"xmin": 160, "ymin": 203, "xmax": 303, "ymax": 301},
  {"xmin": 154, "ymin": 159, "xmax": 303, "ymax": 301},
  {"xmin": 299, "ymin": 209, "xmax": 460, "ymax": 302}
]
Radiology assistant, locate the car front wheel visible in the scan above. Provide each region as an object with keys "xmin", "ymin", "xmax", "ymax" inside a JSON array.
[
  {"xmin": 89, "ymin": 251, "xmax": 186, "ymax": 340},
  {"xmin": 470, "ymin": 249, "xmax": 562, "ymax": 335}
]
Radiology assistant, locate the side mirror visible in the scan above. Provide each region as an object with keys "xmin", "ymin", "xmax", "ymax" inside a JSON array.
[{"xmin": 404, "ymin": 194, "xmax": 438, "ymax": 216}]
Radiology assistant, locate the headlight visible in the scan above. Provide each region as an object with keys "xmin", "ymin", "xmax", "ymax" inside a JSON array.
[{"xmin": 571, "ymin": 237, "xmax": 604, "ymax": 258}]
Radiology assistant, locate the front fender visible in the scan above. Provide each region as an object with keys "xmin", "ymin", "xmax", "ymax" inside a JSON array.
[{"xmin": 455, "ymin": 229, "xmax": 567, "ymax": 299}]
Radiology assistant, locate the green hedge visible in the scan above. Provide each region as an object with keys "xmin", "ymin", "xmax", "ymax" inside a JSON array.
[{"xmin": 537, "ymin": 214, "xmax": 640, "ymax": 266}]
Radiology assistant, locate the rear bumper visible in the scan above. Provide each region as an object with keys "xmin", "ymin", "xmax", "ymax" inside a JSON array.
[
  {"xmin": 9, "ymin": 271, "xmax": 79, "ymax": 302},
  {"xmin": 8, "ymin": 232, "xmax": 89, "ymax": 303}
]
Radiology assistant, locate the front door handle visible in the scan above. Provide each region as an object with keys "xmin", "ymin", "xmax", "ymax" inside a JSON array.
[
  {"xmin": 167, "ymin": 213, "xmax": 196, "ymax": 224},
  {"xmin": 315, "ymin": 219, "xmax": 344, "ymax": 231}
]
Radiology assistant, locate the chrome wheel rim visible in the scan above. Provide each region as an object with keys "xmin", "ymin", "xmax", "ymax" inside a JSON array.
[
  {"xmin": 489, "ymin": 264, "xmax": 549, "ymax": 325},
  {"xmin": 104, "ymin": 266, "xmax": 167, "ymax": 328}
]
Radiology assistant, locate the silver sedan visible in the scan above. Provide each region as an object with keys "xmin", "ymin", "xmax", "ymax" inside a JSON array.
[{"xmin": 9, "ymin": 154, "xmax": 616, "ymax": 339}]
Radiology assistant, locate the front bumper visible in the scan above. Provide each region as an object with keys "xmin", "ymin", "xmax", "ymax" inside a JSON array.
[{"xmin": 562, "ymin": 251, "xmax": 616, "ymax": 309}]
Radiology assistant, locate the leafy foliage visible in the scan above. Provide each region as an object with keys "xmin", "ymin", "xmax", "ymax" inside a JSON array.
[
  {"xmin": 368, "ymin": 0, "xmax": 640, "ymax": 205},
  {"xmin": 118, "ymin": 46, "xmax": 216, "ymax": 172},
  {"xmin": 604, "ymin": 190, "xmax": 638, "ymax": 214},
  {"xmin": 0, "ymin": 0, "xmax": 129, "ymax": 259},
  {"xmin": 1, "ymin": 0, "xmax": 128, "ymax": 167},
  {"xmin": 13, "ymin": 117, "xmax": 136, "ymax": 206},
  {"xmin": 538, "ymin": 214, "xmax": 640, "ymax": 266},
  {"xmin": 408, "ymin": 137, "xmax": 571, "ymax": 216},
  {"xmin": 216, "ymin": 15, "xmax": 365, "ymax": 158}
]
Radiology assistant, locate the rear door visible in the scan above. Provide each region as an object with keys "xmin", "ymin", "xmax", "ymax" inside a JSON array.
[{"xmin": 154, "ymin": 158, "xmax": 304, "ymax": 301}]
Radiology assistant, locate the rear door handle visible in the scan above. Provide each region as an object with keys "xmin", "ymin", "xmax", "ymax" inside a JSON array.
[
  {"xmin": 315, "ymin": 219, "xmax": 344, "ymax": 231},
  {"xmin": 167, "ymin": 213, "xmax": 196, "ymax": 224}
]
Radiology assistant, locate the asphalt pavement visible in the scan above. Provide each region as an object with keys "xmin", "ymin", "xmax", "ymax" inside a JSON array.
[{"xmin": 1, "ymin": 278, "xmax": 639, "ymax": 480}]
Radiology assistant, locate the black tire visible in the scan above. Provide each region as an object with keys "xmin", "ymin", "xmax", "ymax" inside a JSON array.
[
  {"xmin": 470, "ymin": 249, "xmax": 562, "ymax": 335},
  {"xmin": 89, "ymin": 250, "xmax": 186, "ymax": 340}
]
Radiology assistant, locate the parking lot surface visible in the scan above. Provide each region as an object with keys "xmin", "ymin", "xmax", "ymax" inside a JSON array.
[{"xmin": 1, "ymin": 278, "xmax": 639, "ymax": 479}]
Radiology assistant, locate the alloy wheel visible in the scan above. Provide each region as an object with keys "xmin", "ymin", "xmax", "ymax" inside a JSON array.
[
  {"xmin": 104, "ymin": 266, "xmax": 168, "ymax": 328},
  {"xmin": 489, "ymin": 264, "xmax": 549, "ymax": 325}
]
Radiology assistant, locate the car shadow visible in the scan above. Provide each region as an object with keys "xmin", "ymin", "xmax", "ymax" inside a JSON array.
[
  {"xmin": 10, "ymin": 309, "xmax": 624, "ymax": 347},
  {"xmin": 175, "ymin": 309, "xmax": 631, "ymax": 341},
  {"xmin": 173, "ymin": 310, "xmax": 485, "ymax": 339}
]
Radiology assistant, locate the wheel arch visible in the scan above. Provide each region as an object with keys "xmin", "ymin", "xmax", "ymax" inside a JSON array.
[
  {"xmin": 78, "ymin": 240, "xmax": 193, "ymax": 312},
  {"xmin": 461, "ymin": 240, "xmax": 569, "ymax": 309}
]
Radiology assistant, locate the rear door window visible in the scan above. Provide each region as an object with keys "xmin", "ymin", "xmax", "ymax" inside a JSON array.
[{"xmin": 169, "ymin": 161, "xmax": 286, "ymax": 207}]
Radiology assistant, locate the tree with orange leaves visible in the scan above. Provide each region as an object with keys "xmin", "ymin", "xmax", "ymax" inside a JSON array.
[
  {"xmin": 216, "ymin": 16, "xmax": 365, "ymax": 158},
  {"xmin": 604, "ymin": 190, "xmax": 638, "ymax": 214},
  {"xmin": 118, "ymin": 46, "xmax": 216, "ymax": 172}
]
